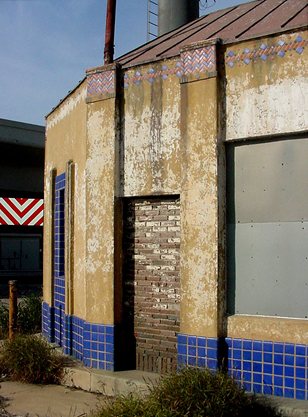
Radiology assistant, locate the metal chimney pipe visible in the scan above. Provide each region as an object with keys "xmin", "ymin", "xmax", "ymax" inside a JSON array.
[
  {"xmin": 104, "ymin": 0, "xmax": 116, "ymax": 64},
  {"xmin": 158, "ymin": 0, "xmax": 199, "ymax": 36}
]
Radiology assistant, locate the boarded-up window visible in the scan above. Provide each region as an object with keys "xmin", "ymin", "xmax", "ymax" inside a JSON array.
[{"xmin": 227, "ymin": 138, "xmax": 308, "ymax": 318}]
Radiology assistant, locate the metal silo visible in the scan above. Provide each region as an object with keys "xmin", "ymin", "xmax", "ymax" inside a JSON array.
[{"xmin": 158, "ymin": 0, "xmax": 199, "ymax": 36}]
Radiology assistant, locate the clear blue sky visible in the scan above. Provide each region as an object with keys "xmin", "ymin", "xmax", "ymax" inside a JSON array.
[{"xmin": 0, "ymin": 0, "xmax": 248, "ymax": 126}]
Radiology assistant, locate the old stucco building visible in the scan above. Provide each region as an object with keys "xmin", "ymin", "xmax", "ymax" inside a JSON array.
[{"xmin": 42, "ymin": 0, "xmax": 308, "ymax": 400}]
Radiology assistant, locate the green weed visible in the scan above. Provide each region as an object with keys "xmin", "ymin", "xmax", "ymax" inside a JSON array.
[
  {"xmin": 92, "ymin": 367, "xmax": 284, "ymax": 417},
  {"xmin": 0, "ymin": 334, "xmax": 65, "ymax": 384}
]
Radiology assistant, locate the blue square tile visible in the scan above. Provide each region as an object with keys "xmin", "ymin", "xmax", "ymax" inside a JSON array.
[
  {"xmin": 253, "ymin": 341, "xmax": 262, "ymax": 351},
  {"xmin": 285, "ymin": 367, "xmax": 294, "ymax": 377},
  {"xmin": 253, "ymin": 352, "xmax": 262, "ymax": 362},
  {"xmin": 207, "ymin": 359, "xmax": 218, "ymax": 370},
  {"xmin": 285, "ymin": 344, "xmax": 294, "ymax": 355},
  {"xmin": 263, "ymin": 364, "xmax": 272, "ymax": 374},
  {"xmin": 233, "ymin": 360, "xmax": 242, "ymax": 370},
  {"xmin": 274, "ymin": 376, "xmax": 283, "ymax": 387},
  {"xmin": 274, "ymin": 354, "xmax": 283, "ymax": 365},
  {"xmin": 295, "ymin": 379, "xmax": 305, "ymax": 390},
  {"xmin": 296, "ymin": 356, "xmax": 305, "ymax": 367},
  {"xmin": 177, "ymin": 334, "xmax": 187, "ymax": 345},
  {"xmin": 197, "ymin": 347, "xmax": 205, "ymax": 357},
  {"xmin": 284, "ymin": 388, "xmax": 294, "ymax": 399},
  {"xmin": 295, "ymin": 390, "xmax": 305, "ymax": 400},
  {"xmin": 253, "ymin": 373, "xmax": 262, "ymax": 384},
  {"xmin": 106, "ymin": 343, "xmax": 113, "ymax": 353},
  {"xmin": 296, "ymin": 368, "xmax": 305, "ymax": 379},
  {"xmin": 233, "ymin": 349, "xmax": 242, "ymax": 360},
  {"xmin": 106, "ymin": 326, "xmax": 114, "ymax": 335},
  {"xmin": 188, "ymin": 336, "xmax": 196, "ymax": 347},
  {"xmin": 295, "ymin": 345, "xmax": 305, "ymax": 356},
  {"xmin": 263, "ymin": 342, "xmax": 273, "ymax": 352},
  {"xmin": 243, "ymin": 361, "xmax": 252, "ymax": 372},
  {"xmin": 178, "ymin": 344, "xmax": 187, "ymax": 354},
  {"xmin": 285, "ymin": 355, "xmax": 294, "ymax": 366},
  {"xmin": 274, "ymin": 343, "xmax": 284, "ymax": 353},
  {"xmin": 92, "ymin": 324, "xmax": 99, "ymax": 333},
  {"xmin": 243, "ymin": 382, "xmax": 252, "ymax": 392},
  {"xmin": 207, "ymin": 348, "xmax": 217, "ymax": 359},
  {"xmin": 83, "ymin": 358, "xmax": 91, "ymax": 367},
  {"xmin": 243, "ymin": 351, "xmax": 251, "ymax": 361},
  {"xmin": 253, "ymin": 384, "xmax": 262, "ymax": 394},
  {"xmin": 106, "ymin": 334, "xmax": 114, "ymax": 344},
  {"xmin": 106, "ymin": 353, "xmax": 113, "ymax": 363},
  {"xmin": 197, "ymin": 337, "xmax": 206, "ymax": 347},
  {"xmin": 243, "ymin": 340, "xmax": 252, "ymax": 350},
  {"xmin": 188, "ymin": 346, "xmax": 196, "ymax": 356},
  {"xmin": 207, "ymin": 338, "xmax": 218, "ymax": 349},
  {"xmin": 285, "ymin": 377, "xmax": 294, "ymax": 388},
  {"xmin": 274, "ymin": 365, "xmax": 283, "ymax": 376},
  {"xmin": 197, "ymin": 357, "xmax": 206, "ymax": 367},
  {"xmin": 274, "ymin": 387, "xmax": 283, "ymax": 397},
  {"xmin": 188, "ymin": 356, "xmax": 196, "ymax": 366},
  {"xmin": 263, "ymin": 385, "xmax": 273, "ymax": 395},
  {"xmin": 84, "ymin": 349, "xmax": 90, "ymax": 358},
  {"xmin": 233, "ymin": 339, "xmax": 242, "ymax": 349},
  {"xmin": 253, "ymin": 363, "xmax": 262, "ymax": 373},
  {"xmin": 97, "ymin": 333, "xmax": 105, "ymax": 343},
  {"xmin": 243, "ymin": 371, "xmax": 251, "ymax": 382},
  {"xmin": 83, "ymin": 331, "xmax": 90, "ymax": 341},
  {"xmin": 263, "ymin": 353, "xmax": 272, "ymax": 363}
]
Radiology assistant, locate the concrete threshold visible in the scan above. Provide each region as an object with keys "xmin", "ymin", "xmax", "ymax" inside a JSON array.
[{"xmin": 62, "ymin": 364, "xmax": 161, "ymax": 397}]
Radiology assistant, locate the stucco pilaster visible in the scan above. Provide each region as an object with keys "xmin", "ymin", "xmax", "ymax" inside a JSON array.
[
  {"xmin": 180, "ymin": 39, "xmax": 225, "ymax": 338},
  {"xmin": 85, "ymin": 64, "xmax": 120, "ymax": 324}
]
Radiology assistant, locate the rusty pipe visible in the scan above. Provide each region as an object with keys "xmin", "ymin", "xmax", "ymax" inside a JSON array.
[
  {"xmin": 9, "ymin": 280, "xmax": 18, "ymax": 340},
  {"xmin": 104, "ymin": 0, "xmax": 117, "ymax": 64}
]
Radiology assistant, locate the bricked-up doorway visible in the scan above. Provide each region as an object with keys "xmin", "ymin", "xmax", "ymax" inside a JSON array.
[{"xmin": 123, "ymin": 197, "xmax": 180, "ymax": 373}]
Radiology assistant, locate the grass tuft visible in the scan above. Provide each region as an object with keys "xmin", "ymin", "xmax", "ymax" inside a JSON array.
[
  {"xmin": 92, "ymin": 367, "xmax": 284, "ymax": 417},
  {"xmin": 0, "ymin": 334, "xmax": 65, "ymax": 384}
]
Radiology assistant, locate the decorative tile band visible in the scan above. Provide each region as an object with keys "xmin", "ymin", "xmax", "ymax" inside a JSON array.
[
  {"xmin": 177, "ymin": 334, "xmax": 221, "ymax": 370},
  {"xmin": 54, "ymin": 173, "xmax": 66, "ymax": 347},
  {"xmin": 42, "ymin": 302, "xmax": 115, "ymax": 371},
  {"xmin": 87, "ymin": 70, "xmax": 115, "ymax": 97},
  {"xmin": 226, "ymin": 337, "xmax": 307, "ymax": 400},
  {"xmin": 124, "ymin": 62, "xmax": 184, "ymax": 88},
  {"xmin": 181, "ymin": 45, "xmax": 216, "ymax": 79},
  {"xmin": 124, "ymin": 45, "xmax": 216, "ymax": 88},
  {"xmin": 226, "ymin": 34, "xmax": 307, "ymax": 68},
  {"xmin": 42, "ymin": 301, "xmax": 54, "ymax": 342}
]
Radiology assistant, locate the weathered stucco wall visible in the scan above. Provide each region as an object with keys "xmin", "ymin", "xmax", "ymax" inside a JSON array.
[
  {"xmin": 226, "ymin": 31, "xmax": 308, "ymax": 140},
  {"xmin": 228, "ymin": 315, "xmax": 308, "ymax": 345},
  {"xmin": 85, "ymin": 95, "xmax": 116, "ymax": 324},
  {"xmin": 180, "ymin": 75, "xmax": 219, "ymax": 337},
  {"xmin": 44, "ymin": 81, "xmax": 87, "ymax": 318},
  {"xmin": 123, "ymin": 58, "xmax": 181, "ymax": 196}
]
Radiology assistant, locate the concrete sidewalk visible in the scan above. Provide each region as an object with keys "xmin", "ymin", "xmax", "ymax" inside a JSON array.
[
  {"xmin": 0, "ymin": 365, "xmax": 307, "ymax": 417},
  {"xmin": 0, "ymin": 381, "xmax": 105, "ymax": 417}
]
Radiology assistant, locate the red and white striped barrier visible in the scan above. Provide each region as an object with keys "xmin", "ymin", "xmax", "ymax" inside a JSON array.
[{"xmin": 0, "ymin": 198, "xmax": 44, "ymax": 226}]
